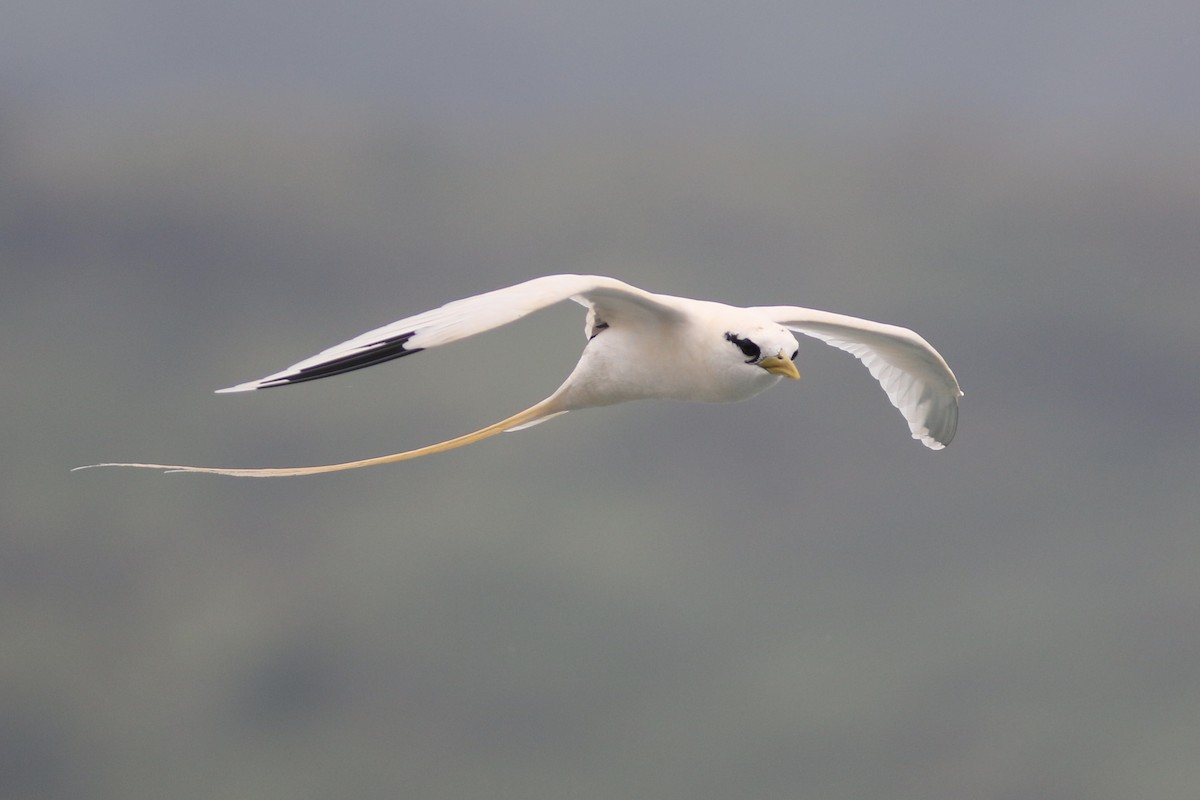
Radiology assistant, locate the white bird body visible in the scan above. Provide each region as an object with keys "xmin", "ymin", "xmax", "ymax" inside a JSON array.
[
  {"xmin": 78, "ymin": 274, "xmax": 962, "ymax": 477},
  {"xmin": 558, "ymin": 301, "xmax": 786, "ymax": 408}
]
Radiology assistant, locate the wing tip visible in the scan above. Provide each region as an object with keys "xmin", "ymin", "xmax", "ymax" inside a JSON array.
[
  {"xmin": 215, "ymin": 372, "xmax": 302, "ymax": 393},
  {"xmin": 215, "ymin": 382, "xmax": 259, "ymax": 394},
  {"xmin": 912, "ymin": 415, "xmax": 957, "ymax": 450}
]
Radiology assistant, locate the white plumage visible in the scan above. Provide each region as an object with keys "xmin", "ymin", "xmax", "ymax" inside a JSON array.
[{"xmin": 78, "ymin": 274, "xmax": 962, "ymax": 477}]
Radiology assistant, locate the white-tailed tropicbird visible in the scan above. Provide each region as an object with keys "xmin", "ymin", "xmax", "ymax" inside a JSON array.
[{"xmin": 77, "ymin": 274, "xmax": 962, "ymax": 477}]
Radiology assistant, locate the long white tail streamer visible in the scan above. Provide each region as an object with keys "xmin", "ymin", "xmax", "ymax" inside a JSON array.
[{"xmin": 73, "ymin": 396, "xmax": 566, "ymax": 477}]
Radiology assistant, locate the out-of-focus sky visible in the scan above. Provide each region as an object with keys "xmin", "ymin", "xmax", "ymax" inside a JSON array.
[
  {"xmin": 7, "ymin": 0, "xmax": 1199, "ymax": 127},
  {"xmin": 4, "ymin": 3, "xmax": 1199, "ymax": 800}
]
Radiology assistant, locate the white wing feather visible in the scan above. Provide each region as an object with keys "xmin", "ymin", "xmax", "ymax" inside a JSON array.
[
  {"xmin": 218, "ymin": 274, "xmax": 679, "ymax": 392},
  {"xmin": 753, "ymin": 306, "xmax": 962, "ymax": 449}
]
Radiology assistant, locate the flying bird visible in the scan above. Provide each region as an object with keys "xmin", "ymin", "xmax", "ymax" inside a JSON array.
[{"xmin": 77, "ymin": 274, "xmax": 962, "ymax": 477}]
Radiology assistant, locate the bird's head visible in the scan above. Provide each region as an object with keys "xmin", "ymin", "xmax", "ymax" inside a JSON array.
[{"xmin": 723, "ymin": 326, "xmax": 801, "ymax": 380}]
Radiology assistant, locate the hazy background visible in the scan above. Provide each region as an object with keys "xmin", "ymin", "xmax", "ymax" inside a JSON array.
[{"xmin": 5, "ymin": 2, "xmax": 1199, "ymax": 798}]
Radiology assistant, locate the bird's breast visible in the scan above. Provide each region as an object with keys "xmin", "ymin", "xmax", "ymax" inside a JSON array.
[{"xmin": 556, "ymin": 327, "xmax": 781, "ymax": 409}]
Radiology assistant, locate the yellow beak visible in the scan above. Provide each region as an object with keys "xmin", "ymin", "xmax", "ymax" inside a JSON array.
[{"xmin": 759, "ymin": 352, "xmax": 800, "ymax": 380}]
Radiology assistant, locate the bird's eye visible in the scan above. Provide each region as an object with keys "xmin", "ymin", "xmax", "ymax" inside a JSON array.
[
  {"xmin": 791, "ymin": 348, "xmax": 800, "ymax": 361},
  {"xmin": 724, "ymin": 332, "xmax": 761, "ymax": 362}
]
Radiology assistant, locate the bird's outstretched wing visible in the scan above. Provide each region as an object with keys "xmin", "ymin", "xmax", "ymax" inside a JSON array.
[
  {"xmin": 753, "ymin": 306, "xmax": 962, "ymax": 449},
  {"xmin": 73, "ymin": 275, "xmax": 685, "ymax": 476},
  {"xmin": 218, "ymin": 274, "xmax": 683, "ymax": 392}
]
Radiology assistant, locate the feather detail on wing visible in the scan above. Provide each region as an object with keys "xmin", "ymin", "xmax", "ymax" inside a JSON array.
[
  {"xmin": 753, "ymin": 306, "xmax": 962, "ymax": 449},
  {"xmin": 218, "ymin": 274, "xmax": 680, "ymax": 392}
]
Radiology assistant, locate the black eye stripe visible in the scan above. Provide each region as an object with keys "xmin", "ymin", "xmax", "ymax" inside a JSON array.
[{"xmin": 724, "ymin": 332, "xmax": 761, "ymax": 361}]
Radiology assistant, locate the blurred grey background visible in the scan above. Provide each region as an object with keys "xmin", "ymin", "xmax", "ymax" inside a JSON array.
[{"xmin": 5, "ymin": 2, "xmax": 1199, "ymax": 798}]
